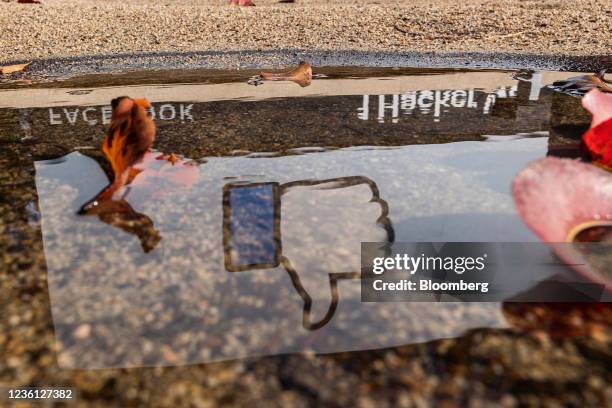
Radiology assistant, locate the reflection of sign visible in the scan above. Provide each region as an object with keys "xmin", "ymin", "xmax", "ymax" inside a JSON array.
[
  {"xmin": 222, "ymin": 177, "xmax": 394, "ymax": 330},
  {"xmin": 1, "ymin": 78, "xmax": 554, "ymax": 157},
  {"xmin": 359, "ymin": 86, "xmax": 518, "ymax": 123},
  {"xmin": 48, "ymin": 103, "xmax": 194, "ymax": 125},
  {"xmin": 35, "ymin": 145, "xmax": 524, "ymax": 369}
]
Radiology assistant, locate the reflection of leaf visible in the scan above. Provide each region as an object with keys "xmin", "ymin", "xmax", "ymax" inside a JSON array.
[
  {"xmin": 76, "ymin": 97, "xmax": 202, "ymax": 253},
  {"xmin": 0, "ymin": 61, "xmax": 31, "ymax": 75},
  {"xmin": 101, "ymin": 97, "xmax": 156, "ymax": 199},
  {"xmin": 80, "ymin": 198, "xmax": 161, "ymax": 253},
  {"xmin": 550, "ymin": 70, "xmax": 612, "ymax": 97},
  {"xmin": 260, "ymin": 61, "xmax": 313, "ymax": 87},
  {"xmin": 78, "ymin": 151, "xmax": 199, "ymax": 253}
]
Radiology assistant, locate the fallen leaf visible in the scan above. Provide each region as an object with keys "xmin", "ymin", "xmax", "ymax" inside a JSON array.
[
  {"xmin": 550, "ymin": 69, "xmax": 612, "ymax": 97},
  {"xmin": 0, "ymin": 61, "xmax": 31, "ymax": 75},
  {"xmin": 17, "ymin": 0, "xmax": 41, "ymax": 3},
  {"xmin": 260, "ymin": 61, "xmax": 313, "ymax": 87}
]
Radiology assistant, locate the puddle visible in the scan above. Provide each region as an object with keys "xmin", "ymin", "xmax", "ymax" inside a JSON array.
[{"xmin": 0, "ymin": 67, "xmax": 602, "ymax": 370}]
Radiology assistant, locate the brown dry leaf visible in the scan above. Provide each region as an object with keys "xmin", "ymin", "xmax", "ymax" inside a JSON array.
[
  {"xmin": 17, "ymin": 0, "xmax": 41, "ymax": 4},
  {"xmin": 260, "ymin": 61, "xmax": 313, "ymax": 87},
  {"xmin": 0, "ymin": 61, "xmax": 32, "ymax": 75}
]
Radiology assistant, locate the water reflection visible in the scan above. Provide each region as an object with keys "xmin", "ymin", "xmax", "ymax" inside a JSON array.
[
  {"xmin": 82, "ymin": 198, "xmax": 161, "ymax": 253},
  {"xmin": 223, "ymin": 177, "xmax": 394, "ymax": 330},
  {"xmin": 34, "ymin": 139, "xmax": 543, "ymax": 368},
  {"xmin": 1, "ymin": 67, "xmax": 602, "ymax": 369},
  {"xmin": 0, "ymin": 69, "xmax": 582, "ymax": 159}
]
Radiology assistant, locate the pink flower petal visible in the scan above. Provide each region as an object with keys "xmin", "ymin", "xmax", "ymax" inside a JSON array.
[
  {"xmin": 513, "ymin": 157, "xmax": 612, "ymax": 287},
  {"xmin": 513, "ymin": 157, "xmax": 612, "ymax": 242}
]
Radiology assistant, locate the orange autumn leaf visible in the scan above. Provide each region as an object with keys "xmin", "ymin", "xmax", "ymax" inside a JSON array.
[{"xmin": 0, "ymin": 61, "xmax": 31, "ymax": 75}]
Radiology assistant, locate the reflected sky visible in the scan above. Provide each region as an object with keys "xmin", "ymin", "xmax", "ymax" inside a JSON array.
[
  {"xmin": 34, "ymin": 137, "xmax": 545, "ymax": 369},
  {"xmin": 1, "ymin": 67, "xmax": 594, "ymax": 370}
]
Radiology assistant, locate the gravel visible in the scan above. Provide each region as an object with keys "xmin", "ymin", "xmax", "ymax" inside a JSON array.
[
  {"xmin": 0, "ymin": 2, "xmax": 611, "ymax": 405},
  {"xmin": 1, "ymin": 0, "xmax": 611, "ymax": 65}
]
